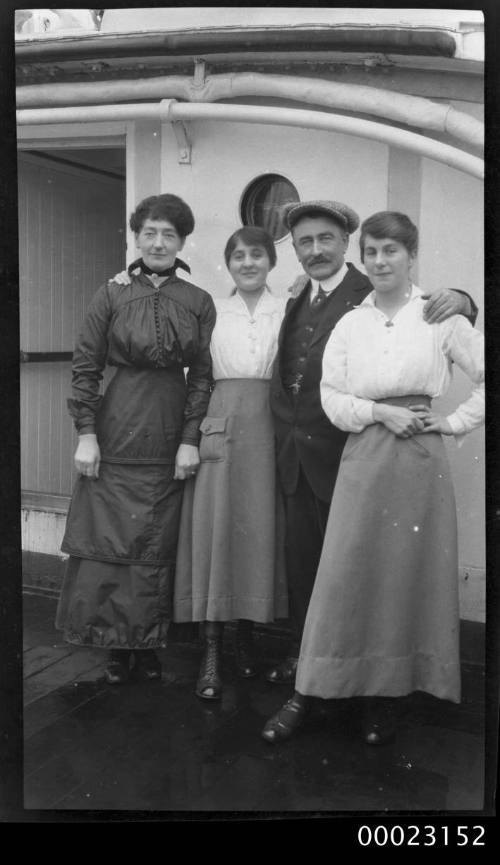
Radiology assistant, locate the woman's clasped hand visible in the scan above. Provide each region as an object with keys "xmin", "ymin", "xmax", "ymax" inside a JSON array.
[
  {"xmin": 372, "ymin": 402, "xmax": 453, "ymax": 438},
  {"xmin": 409, "ymin": 403, "xmax": 454, "ymax": 435},
  {"xmin": 372, "ymin": 404, "xmax": 427, "ymax": 438}
]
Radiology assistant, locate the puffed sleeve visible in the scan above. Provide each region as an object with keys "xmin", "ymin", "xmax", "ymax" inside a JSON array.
[
  {"xmin": 441, "ymin": 316, "xmax": 484, "ymax": 434},
  {"xmin": 453, "ymin": 290, "xmax": 478, "ymax": 326},
  {"xmin": 320, "ymin": 314, "xmax": 376, "ymax": 432},
  {"xmin": 181, "ymin": 292, "xmax": 217, "ymax": 445},
  {"xmin": 67, "ymin": 283, "xmax": 112, "ymax": 435}
]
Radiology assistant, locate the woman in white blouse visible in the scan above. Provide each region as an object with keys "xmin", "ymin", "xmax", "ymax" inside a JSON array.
[
  {"xmin": 174, "ymin": 226, "xmax": 288, "ymax": 700},
  {"xmin": 262, "ymin": 210, "xmax": 484, "ymax": 744}
]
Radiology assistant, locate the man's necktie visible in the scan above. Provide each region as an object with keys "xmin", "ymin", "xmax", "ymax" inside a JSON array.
[{"xmin": 312, "ymin": 284, "xmax": 327, "ymax": 306}]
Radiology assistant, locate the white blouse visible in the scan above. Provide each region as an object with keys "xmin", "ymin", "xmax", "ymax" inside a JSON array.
[
  {"xmin": 210, "ymin": 290, "xmax": 286, "ymax": 380},
  {"xmin": 320, "ymin": 285, "xmax": 484, "ymax": 436}
]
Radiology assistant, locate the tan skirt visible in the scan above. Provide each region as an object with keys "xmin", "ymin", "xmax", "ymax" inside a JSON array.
[
  {"xmin": 296, "ymin": 396, "xmax": 461, "ymax": 703},
  {"xmin": 174, "ymin": 378, "xmax": 288, "ymax": 623}
]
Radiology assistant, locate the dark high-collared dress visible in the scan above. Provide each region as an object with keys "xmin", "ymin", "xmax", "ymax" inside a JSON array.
[{"xmin": 56, "ymin": 264, "xmax": 216, "ymax": 649}]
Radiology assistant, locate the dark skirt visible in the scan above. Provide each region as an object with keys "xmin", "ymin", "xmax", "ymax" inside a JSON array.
[
  {"xmin": 61, "ymin": 461, "xmax": 183, "ymax": 565},
  {"xmin": 55, "ymin": 556, "xmax": 171, "ymax": 649},
  {"xmin": 57, "ymin": 366, "xmax": 185, "ymax": 649},
  {"xmin": 296, "ymin": 395, "xmax": 460, "ymax": 703},
  {"xmin": 174, "ymin": 378, "xmax": 288, "ymax": 623}
]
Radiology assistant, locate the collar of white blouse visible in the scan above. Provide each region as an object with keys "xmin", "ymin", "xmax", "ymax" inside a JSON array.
[
  {"xmin": 230, "ymin": 287, "xmax": 279, "ymax": 317},
  {"xmin": 359, "ymin": 283, "xmax": 423, "ymax": 321}
]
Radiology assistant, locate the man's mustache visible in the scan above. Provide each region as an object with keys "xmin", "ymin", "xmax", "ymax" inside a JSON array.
[{"xmin": 307, "ymin": 256, "xmax": 331, "ymax": 265}]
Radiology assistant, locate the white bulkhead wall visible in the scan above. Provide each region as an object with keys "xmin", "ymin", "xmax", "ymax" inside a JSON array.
[
  {"xmin": 158, "ymin": 119, "xmax": 388, "ymax": 296},
  {"xmin": 143, "ymin": 114, "xmax": 482, "ymax": 621},
  {"xmin": 418, "ymin": 101, "xmax": 484, "ymax": 622}
]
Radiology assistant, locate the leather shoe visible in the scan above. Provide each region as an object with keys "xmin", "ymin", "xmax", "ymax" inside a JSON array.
[
  {"xmin": 363, "ymin": 700, "xmax": 397, "ymax": 745},
  {"xmin": 133, "ymin": 649, "xmax": 162, "ymax": 680},
  {"xmin": 236, "ymin": 654, "xmax": 257, "ymax": 678},
  {"xmin": 261, "ymin": 696, "xmax": 307, "ymax": 743},
  {"xmin": 104, "ymin": 650, "xmax": 131, "ymax": 685},
  {"xmin": 265, "ymin": 656, "xmax": 298, "ymax": 685},
  {"xmin": 364, "ymin": 720, "xmax": 396, "ymax": 746}
]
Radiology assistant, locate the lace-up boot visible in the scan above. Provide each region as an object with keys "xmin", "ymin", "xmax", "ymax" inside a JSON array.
[{"xmin": 195, "ymin": 621, "xmax": 224, "ymax": 700}]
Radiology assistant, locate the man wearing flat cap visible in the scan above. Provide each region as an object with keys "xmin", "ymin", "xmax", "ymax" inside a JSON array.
[{"xmin": 266, "ymin": 199, "xmax": 476, "ymax": 686}]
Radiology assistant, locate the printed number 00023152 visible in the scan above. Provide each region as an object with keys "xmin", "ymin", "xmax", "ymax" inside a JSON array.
[{"xmin": 357, "ymin": 825, "xmax": 486, "ymax": 847}]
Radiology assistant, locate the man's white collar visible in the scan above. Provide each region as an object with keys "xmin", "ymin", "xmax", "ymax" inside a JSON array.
[{"xmin": 310, "ymin": 262, "xmax": 349, "ymax": 295}]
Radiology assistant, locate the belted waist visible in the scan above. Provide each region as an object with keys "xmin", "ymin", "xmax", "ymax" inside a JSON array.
[{"xmin": 375, "ymin": 394, "xmax": 431, "ymax": 408}]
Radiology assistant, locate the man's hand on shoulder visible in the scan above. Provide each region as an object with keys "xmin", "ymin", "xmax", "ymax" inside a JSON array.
[
  {"xmin": 109, "ymin": 269, "xmax": 132, "ymax": 286},
  {"xmin": 421, "ymin": 288, "xmax": 471, "ymax": 324}
]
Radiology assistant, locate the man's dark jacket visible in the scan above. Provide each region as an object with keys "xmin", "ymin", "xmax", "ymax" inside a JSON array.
[{"xmin": 271, "ymin": 263, "xmax": 373, "ymax": 503}]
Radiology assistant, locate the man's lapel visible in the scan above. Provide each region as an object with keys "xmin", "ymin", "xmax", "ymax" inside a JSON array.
[
  {"xmin": 277, "ymin": 279, "xmax": 312, "ymax": 349},
  {"xmin": 309, "ymin": 265, "xmax": 369, "ymax": 348}
]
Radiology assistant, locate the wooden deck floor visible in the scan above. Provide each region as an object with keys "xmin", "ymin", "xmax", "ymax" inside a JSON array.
[{"xmin": 23, "ymin": 592, "xmax": 486, "ymax": 813}]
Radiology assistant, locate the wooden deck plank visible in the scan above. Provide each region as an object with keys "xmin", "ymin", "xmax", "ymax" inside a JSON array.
[
  {"xmin": 24, "ymin": 649, "xmax": 106, "ymax": 707},
  {"xmin": 24, "ymin": 678, "xmax": 109, "ymax": 741},
  {"xmin": 21, "ymin": 593, "xmax": 488, "ymax": 813},
  {"xmin": 25, "ymin": 679, "xmax": 238, "ymax": 810},
  {"xmin": 23, "ymin": 645, "xmax": 74, "ymax": 679},
  {"xmin": 24, "ymin": 680, "xmax": 193, "ymax": 806},
  {"xmin": 25, "ymin": 753, "xmax": 88, "ymax": 811}
]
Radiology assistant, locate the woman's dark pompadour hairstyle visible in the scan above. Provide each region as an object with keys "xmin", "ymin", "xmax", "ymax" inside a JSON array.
[
  {"xmin": 359, "ymin": 211, "xmax": 419, "ymax": 262},
  {"xmin": 224, "ymin": 226, "xmax": 277, "ymax": 269},
  {"xmin": 129, "ymin": 194, "xmax": 195, "ymax": 238}
]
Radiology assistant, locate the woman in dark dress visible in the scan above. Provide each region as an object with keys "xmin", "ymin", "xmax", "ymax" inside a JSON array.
[{"xmin": 56, "ymin": 194, "xmax": 216, "ymax": 684}]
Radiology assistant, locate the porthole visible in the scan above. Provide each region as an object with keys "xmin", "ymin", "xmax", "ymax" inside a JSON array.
[{"xmin": 240, "ymin": 174, "xmax": 299, "ymax": 241}]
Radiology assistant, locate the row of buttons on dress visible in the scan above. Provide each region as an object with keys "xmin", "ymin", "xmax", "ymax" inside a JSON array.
[
  {"xmin": 153, "ymin": 284, "xmax": 165, "ymax": 367},
  {"xmin": 248, "ymin": 318, "xmax": 257, "ymax": 353},
  {"xmin": 383, "ymin": 316, "xmax": 395, "ymax": 355}
]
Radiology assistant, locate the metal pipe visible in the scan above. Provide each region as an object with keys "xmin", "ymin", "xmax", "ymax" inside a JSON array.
[
  {"xmin": 18, "ymin": 103, "xmax": 161, "ymax": 124},
  {"xmin": 17, "ymin": 71, "xmax": 483, "ymax": 151},
  {"xmin": 16, "ymin": 99, "xmax": 484, "ymax": 179},
  {"xmin": 220, "ymin": 73, "xmax": 483, "ymax": 151}
]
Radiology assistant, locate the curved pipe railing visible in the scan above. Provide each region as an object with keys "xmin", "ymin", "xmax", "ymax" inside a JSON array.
[
  {"xmin": 16, "ymin": 98, "xmax": 484, "ymax": 179},
  {"xmin": 17, "ymin": 71, "xmax": 483, "ymax": 152}
]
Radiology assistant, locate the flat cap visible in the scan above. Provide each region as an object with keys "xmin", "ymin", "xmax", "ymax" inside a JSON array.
[{"xmin": 285, "ymin": 200, "xmax": 360, "ymax": 234}]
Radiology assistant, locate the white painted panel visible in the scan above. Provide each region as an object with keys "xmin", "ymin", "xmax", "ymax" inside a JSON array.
[
  {"xmin": 419, "ymin": 157, "xmax": 484, "ymax": 619},
  {"xmin": 419, "ymin": 160, "xmax": 483, "ymax": 319},
  {"xmin": 21, "ymin": 509, "xmax": 68, "ymax": 556},
  {"xmin": 18, "ymin": 153, "xmax": 126, "ymax": 495},
  {"xmin": 159, "ymin": 119, "xmax": 388, "ymax": 297}
]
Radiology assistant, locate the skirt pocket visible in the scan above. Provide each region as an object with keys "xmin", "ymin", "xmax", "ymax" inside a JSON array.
[{"xmin": 199, "ymin": 416, "xmax": 227, "ymax": 462}]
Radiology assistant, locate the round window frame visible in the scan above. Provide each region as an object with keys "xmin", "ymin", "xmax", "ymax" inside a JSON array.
[{"xmin": 239, "ymin": 172, "xmax": 300, "ymax": 244}]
